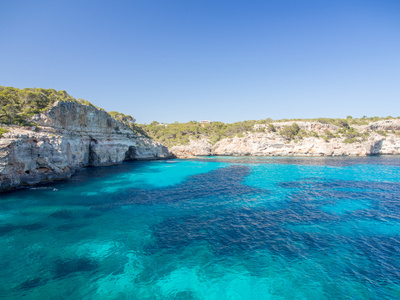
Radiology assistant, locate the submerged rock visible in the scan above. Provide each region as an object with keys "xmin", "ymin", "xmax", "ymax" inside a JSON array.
[{"xmin": 53, "ymin": 257, "xmax": 99, "ymax": 279}]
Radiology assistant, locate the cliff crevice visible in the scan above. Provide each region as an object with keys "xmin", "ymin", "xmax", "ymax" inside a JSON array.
[
  {"xmin": 170, "ymin": 120, "xmax": 400, "ymax": 158},
  {"xmin": 0, "ymin": 102, "xmax": 169, "ymax": 191}
]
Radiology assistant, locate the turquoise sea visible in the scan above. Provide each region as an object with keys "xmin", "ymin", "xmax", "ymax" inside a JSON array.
[{"xmin": 1, "ymin": 156, "xmax": 400, "ymax": 299}]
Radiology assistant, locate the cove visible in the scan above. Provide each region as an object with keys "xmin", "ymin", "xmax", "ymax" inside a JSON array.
[{"xmin": 1, "ymin": 156, "xmax": 400, "ymax": 299}]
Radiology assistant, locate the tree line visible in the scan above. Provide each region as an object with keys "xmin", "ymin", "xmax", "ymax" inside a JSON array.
[
  {"xmin": 0, "ymin": 86, "xmax": 99, "ymax": 125},
  {"xmin": 1, "ymin": 85, "xmax": 398, "ymax": 144}
]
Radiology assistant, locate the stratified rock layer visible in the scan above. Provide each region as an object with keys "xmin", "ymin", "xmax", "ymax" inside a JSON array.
[
  {"xmin": 169, "ymin": 139, "xmax": 212, "ymax": 158},
  {"xmin": 0, "ymin": 102, "xmax": 168, "ymax": 191},
  {"xmin": 170, "ymin": 121, "xmax": 400, "ymax": 158}
]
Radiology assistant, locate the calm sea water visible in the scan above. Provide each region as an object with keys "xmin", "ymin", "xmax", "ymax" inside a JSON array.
[{"xmin": 1, "ymin": 156, "xmax": 400, "ymax": 299}]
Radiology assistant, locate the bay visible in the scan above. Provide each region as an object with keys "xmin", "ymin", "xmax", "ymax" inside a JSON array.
[{"xmin": 1, "ymin": 156, "xmax": 400, "ymax": 299}]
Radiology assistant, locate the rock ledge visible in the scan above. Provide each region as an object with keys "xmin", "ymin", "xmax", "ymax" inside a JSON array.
[{"xmin": 0, "ymin": 102, "xmax": 168, "ymax": 191}]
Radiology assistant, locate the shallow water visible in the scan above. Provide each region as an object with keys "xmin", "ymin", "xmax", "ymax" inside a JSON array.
[{"xmin": 1, "ymin": 156, "xmax": 400, "ymax": 299}]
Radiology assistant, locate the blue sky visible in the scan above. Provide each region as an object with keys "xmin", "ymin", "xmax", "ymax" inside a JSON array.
[{"xmin": 1, "ymin": 0, "xmax": 399, "ymax": 123}]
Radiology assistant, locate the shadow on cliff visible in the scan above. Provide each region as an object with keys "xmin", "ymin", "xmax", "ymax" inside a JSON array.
[{"xmin": 371, "ymin": 139, "xmax": 384, "ymax": 155}]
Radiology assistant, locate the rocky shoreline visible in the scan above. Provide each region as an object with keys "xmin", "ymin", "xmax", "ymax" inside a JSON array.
[
  {"xmin": 0, "ymin": 102, "xmax": 168, "ymax": 191},
  {"xmin": 2, "ymin": 103, "xmax": 400, "ymax": 191},
  {"xmin": 169, "ymin": 120, "xmax": 400, "ymax": 158}
]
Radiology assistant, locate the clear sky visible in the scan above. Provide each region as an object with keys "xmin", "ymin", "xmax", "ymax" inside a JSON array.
[{"xmin": 1, "ymin": 0, "xmax": 399, "ymax": 123}]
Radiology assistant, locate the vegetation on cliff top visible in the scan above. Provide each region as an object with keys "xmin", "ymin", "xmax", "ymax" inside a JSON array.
[
  {"xmin": 0, "ymin": 127, "xmax": 9, "ymax": 138},
  {"xmin": 279, "ymin": 123, "xmax": 300, "ymax": 141},
  {"xmin": 0, "ymin": 86, "xmax": 100, "ymax": 126},
  {"xmin": 1, "ymin": 86, "xmax": 398, "ymax": 144},
  {"xmin": 138, "ymin": 119, "xmax": 273, "ymax": 147},
  {"xmin": 139, "ymin": 115, "xmax": 398, "ymax": 146},
  {"xmin": 0, "ymin": 86, "xmax": 147, "ymax": 135}
]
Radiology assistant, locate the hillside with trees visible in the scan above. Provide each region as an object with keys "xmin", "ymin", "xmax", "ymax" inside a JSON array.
[
  {"xmin": 0, "ymin": 86, "xmax": 101, "ymax": 126},
  {"xmin": 137, "ymin": 119, "xmax": 272, "ymax": 147},
  {"xmin": 1, "ymin": 86, "xmax": 398, "ymax": 146},
  {"xmin": 0, "ymin": 86, "xmax": 147, "ymax": 135},
  {"xmin": 138, "ymin": 115, "xmax": 399, "ymax": 147}
]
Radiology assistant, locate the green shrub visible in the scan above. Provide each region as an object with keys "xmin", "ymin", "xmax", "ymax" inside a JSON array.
[
  {"xmin": 267, "ymin": 124, "xmax": 276, "ymax": 132},
  {"xmin": 320, "ymin": 135, "xmax": 329, "ymax": 142},
  {"xmin": 325, "ymin": 130, "xmax": 335, "ymax": 139},
  {"xmin": 343, "ymin": 137, "xmax": 360, "ymax": 144},
  {"xmin": 0, "ymin": 127, "xmax": 9, "ymax": 138},
  {"xmin": 319, "ymin": 130, "xmax": 335, "ymax": 142},
  {"xmin": 341, "ymin": 127, "xmax": 369, "ymax": 143},
  {"xmin": 109, "ymin": 111, "xmax": 136, "ymax": 124},
  {"xmin": 279, "ymin": 123, "xmax": 300, "ymax": 141},
  {"xmin": 376, "ymin": 130, "xmax": 387, "ymax": 136}
]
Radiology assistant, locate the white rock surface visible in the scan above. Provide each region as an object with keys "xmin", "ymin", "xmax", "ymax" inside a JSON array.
[
  {"xmin": 170, "ymin": 120, "xmax": 400, "ymax": 158},
  {"xmin": 212, "ymin": 133, "xmax": 383, "ymax": 157},
  {"xmin": 169, "ymin": 139, "xmax": 212, "ymax": 158},
  {"xmin": 0, "ymin": 102, "xmax": 168, "ymax": 191}
]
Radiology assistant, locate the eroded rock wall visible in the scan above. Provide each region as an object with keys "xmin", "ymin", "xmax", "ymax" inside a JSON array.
[
  {"xmin": 170, "ymin": 120, "xmax": 400, "ymax": 158},
  {"xmin": 0, "ymin": 102, "xmax": 168, "ymax": 191},
  {"xmin": 212, "ymin": 133, "xmax": 384, "ymax": 156},
  {"xmin": 169, "ymin": 139, "xmax": 212, "ymax": 158}
]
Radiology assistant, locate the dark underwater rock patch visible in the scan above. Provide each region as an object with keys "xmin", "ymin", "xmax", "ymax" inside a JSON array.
[
  {"xmin": 148, "ymin": 176, "xmax": 400, "ymax": 285},
  {"xmin": 92, "ymin": 165, "xmax": 269, "ymax": 210},
  {"xmin": 21, "ymin": 223, "xmax": 46, "ymax": 231},
  {"xmin": 0, "ymin": 224, "xmax": 17, "ymax": 236},
  {"xmin": 0, "ymin": 223, "xmax": 46, "ymax": 236},
  {"xmin": 56, "ymin": 223, "xmax": 86, "ymax": 232},
  {"xmin": 53, "ymin": 257, "xmax": 99, "ymax": 279},
  {"xmin": 149, "ymin": 207, "xmax": 333, "ymax": 259},
  {"xmin": 49, "ymin": 210, "xmax": 74, "ymax": 219},
  {"xmin": 17, "ymin": 277, "xmax": 47, "ymax": 290}
]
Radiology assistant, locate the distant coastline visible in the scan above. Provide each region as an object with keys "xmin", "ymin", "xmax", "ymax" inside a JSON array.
[
  {"xmin": 167, "ymin": 120, "xmax": 400, "ymax": 158},
  {"xmin": 1, "ymin": 86, "xmax": 400, "ymax": 191}
]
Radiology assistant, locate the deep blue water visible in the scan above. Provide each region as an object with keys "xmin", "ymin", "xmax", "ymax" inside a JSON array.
[{"xmin": 1, "ymin": 156, "xmax": 400, "ymax": 299}]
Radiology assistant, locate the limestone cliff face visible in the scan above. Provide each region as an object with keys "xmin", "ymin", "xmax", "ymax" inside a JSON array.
[
  {"xmin": 170, "ymin": 120, "xmax": 400, "ymax": 158},
  {"xmin": 169, "ymin": 139, "xmax": 212, "ymax": 158},
  {"xmin": 0, "ymin": 102, "xmax": 168, "ymax": 191},
  {"xmin": 212, "ymin": 133, "xmax": 385, "ymax": 156},
  {"xmin": 32, "ymin": 101, "xmax": 134, "ymax": 135}
]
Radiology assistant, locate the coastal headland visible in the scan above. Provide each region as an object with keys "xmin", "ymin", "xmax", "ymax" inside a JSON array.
[
  {"xmin": 1, "ymin": 86, "xmax": 400, "ymax": 191},
  {"xmin": 0, "ymin": 98, "xmax": 168, "ymax": 191}
]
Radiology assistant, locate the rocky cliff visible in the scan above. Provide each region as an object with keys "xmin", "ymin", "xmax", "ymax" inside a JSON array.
[
  {"xmin": 170, "ymin": 120, "xmax": 400, "ymax": 158},
  {"xmin": 0, "ymin": 102, "xmax": 168, "ymax": 191}
]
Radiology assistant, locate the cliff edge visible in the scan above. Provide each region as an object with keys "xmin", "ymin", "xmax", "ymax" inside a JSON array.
[
  {"xmin": 0, "ymin": 102, "xmax": 168, "ymax": 191},
  {"xmin": 169, "ymin": 120, "xmax": 400, "ymax": 158}
]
